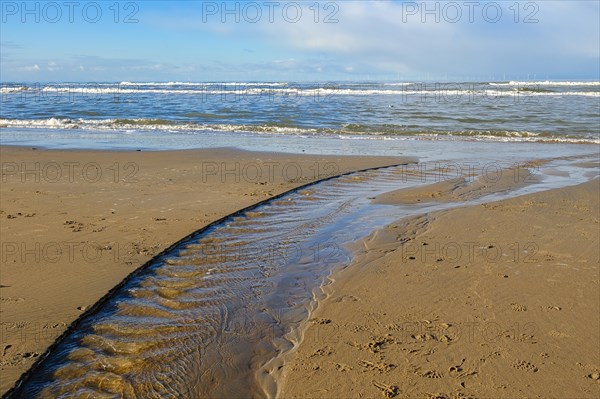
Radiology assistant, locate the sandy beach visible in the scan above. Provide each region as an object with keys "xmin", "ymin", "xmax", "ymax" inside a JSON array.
[
  {"xmin": 1, "ymin": 146, "xmax": 598, "ymax": 398},
  {"xmin": 0, "ymin": 146, "xmax": 403, "ymax": 394},
  {"xmin": 2, "ymin": 1, "xmax": 598, "ymax": 396},
  {"xmin": 280, "ymin": 176, "xmax": 600, "ymax": 398}
]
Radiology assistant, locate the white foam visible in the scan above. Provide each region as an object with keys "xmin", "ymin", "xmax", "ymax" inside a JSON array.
[
  {"xmin": 0, "ymin": 86, "xmax": 28, "ymax": 94},
  {"xmin": 490, "ymin": 81, "xmax": 600, "ymax": 86},
  {"xmin": 0, "ymin": 117, "xmax": 77, "ymax": 128},
  {"xmin": 1, "ymin": 86, "xmax": 594, "ymax": 97},
  {"xmin": 2, "ymin": 118, "xmax": 598, "ymax": 145},
  {"xmin": 118, "ymin": 81, "xmax": 287, "ymax": 87}
]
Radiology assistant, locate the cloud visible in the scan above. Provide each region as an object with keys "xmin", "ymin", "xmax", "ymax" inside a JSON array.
[
  {"xmin": 47, "ymin": 61, "xmax": 60, "ymax": 71},
  {"xmin": 160, "ymin": 0, "xmax": 596, "ymax": 79},
  {"xmin": 256, "ymin": 1, "xmax": 599, "ymax": 78},
  {"xmin": 22, "ymin": 64, "xmax": 41, "ymax": 72},
  {"xmin": 1, "ymin": 1, "xmax": 597, "ymax": 81}
]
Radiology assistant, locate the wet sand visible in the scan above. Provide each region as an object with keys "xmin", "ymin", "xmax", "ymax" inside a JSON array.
[
  {"xmin": 280, "ymin": 177, "xmax": 600, "ymax": 398},
  {"xmin": 0, "ymin": 146, "xmax": 404, "ymax": 394}
]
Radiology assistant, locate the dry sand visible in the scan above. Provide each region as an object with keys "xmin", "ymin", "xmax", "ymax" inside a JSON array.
[
  {"xmin": 280, "ymin": 178, "xmax": 600, "ymax": 399},
  {"xmin": 0, "ymin": 146, "xmax": 404, "ymax": 394}
]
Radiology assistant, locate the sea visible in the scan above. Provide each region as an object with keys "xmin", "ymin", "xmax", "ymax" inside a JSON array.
[{"xmin": 1, "ymin": 80, "xmax": 599, "ymax": 157}]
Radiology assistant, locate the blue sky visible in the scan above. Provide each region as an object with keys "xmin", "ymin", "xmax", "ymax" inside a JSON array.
[{"xmin": 1, "ymin": 1, "xmax": 599, "ymax": 82}]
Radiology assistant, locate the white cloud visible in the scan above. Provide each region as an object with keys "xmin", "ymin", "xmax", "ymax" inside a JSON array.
[
  {"xmin": 256, "ymin": 0, "xmax": 599, "ymax": 78},
  {"xmin": 47, "ymin": 61, "xmax": 60, "ymax": 71},
  {"xmin": 1, "ymin": 1, "xmax": 597, "ymax": 81},
  {"xmin": 22, "ymin": 64, "xmax": 41, "ymax": 72}
]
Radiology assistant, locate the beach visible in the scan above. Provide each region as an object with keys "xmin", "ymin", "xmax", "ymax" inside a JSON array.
[
  {"xmin": 1, "ymin": 78, "xmax": 599, "ymax": 399},
  {"xmin": 0, "ymin": 146, "xmax": 403, "ymax": 395},
  {"xmin": 1, "ymin": 144, "xmax": 597, "ymax": 397},
  {"xmin": 280, "ymin": 177, "xmax": 600, "ymax": 398},
  {"xmin": 2, "ymin": 0, "xmax": 599, "ymax": 396}
]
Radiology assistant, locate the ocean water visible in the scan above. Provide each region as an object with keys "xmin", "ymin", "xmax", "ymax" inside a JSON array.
[{"xmin": 1, "ymin": 81, "xmax": 599, "ymax": 153}]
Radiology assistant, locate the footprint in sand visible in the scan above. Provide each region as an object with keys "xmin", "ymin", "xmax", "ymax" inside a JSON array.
[
  {"xmin": 448, "ymin": 360, "xmax": 478, "ymax": 379},
  {"xmin": 43, "ymin": 322, "xmax": 67, "ymax": 329},
  {"xmin": 351, "ymin": 336, "xmax": 394, "ymax": 353},
  {"xmin": 511, "ymin": 303, "xmax": 527, "ymax": 312},
  {"xmin": 359, "ymin": 360, "xmax": 396, "ymax": 373},
  {"xmin": 544, "ymin": 306, "xmax": 562, "ymax": 311},
  {"xmin": 310, "ymin": 347, "xmax": 333, "ymax": 357},
  {"xmin": 366, "ymin": 340, "xmax": 386, "ymax": 353},
  {"xmin": 439, "ymin": 335, "xmax": 452, "ymax": 343},
  {"xmin": 311, "ymin": 318, "xmax": 332, "ymax": 325},
  {"xmin": 373, "ymin": 382, "xmax": 399, "ymax": 398},
  {"xmin": 334, "ymin": 294, "xmax": 359, "ymax": 303},
  {"xmin": 449, "ymin": 362, "xmax": 464, "ymax": 375},
  {"xmin": 412, "ymin": 333, "xmax": 436, "ymax": 342},
  {"xmin": 513, "ymin": 360, "xmax": 538, "ymax": 372},
  {"xmin": 334, "ymin": 363, "xmax": 352, "ymax": 372},
  {"xmin": 420, "ymin": 369, "xmax": 443, "ymax": 379},
  {"xmin": 0, "ymin": 351, "xmax": 40, "ymax": 367},
  {"xmin": 2, "ymin": 344, "xmax": 13, "ymax": 356},
  {"xmin": 0, "ymin": 297, "xmax": 25, "ymax": 304},
  {"xmin": 548, "ymin": 330, "xmax": 570, "ymax": 338},
  {"xmin": 426, "ymin": 394, "xmax": 450, "ymax": 399},
  {"xmin": 518, "ymin": 334, "xmax": 537, "ymax": 344}
]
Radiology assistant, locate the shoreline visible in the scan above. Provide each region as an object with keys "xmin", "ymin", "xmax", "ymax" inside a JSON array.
[
  {"xmin": 279, "ymin": 177, "xmax": 600, "ymax": 398},
  {"xmin": 0, "ymin": 146, "xmax": 406, "ymax": 394},
  {"xmin": 2, "ymin": 130, "xmax": 599, "ymax": 160}
]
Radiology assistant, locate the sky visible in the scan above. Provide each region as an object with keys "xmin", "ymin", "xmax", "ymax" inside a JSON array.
[{"xmin": 1, "ymin": 0, "xmax": 599, "ymax": 82}]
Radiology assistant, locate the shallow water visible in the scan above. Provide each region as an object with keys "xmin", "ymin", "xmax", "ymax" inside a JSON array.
[{"xmin": 6, "ymin": 155, "xmax": 598, "ymax": 399}]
